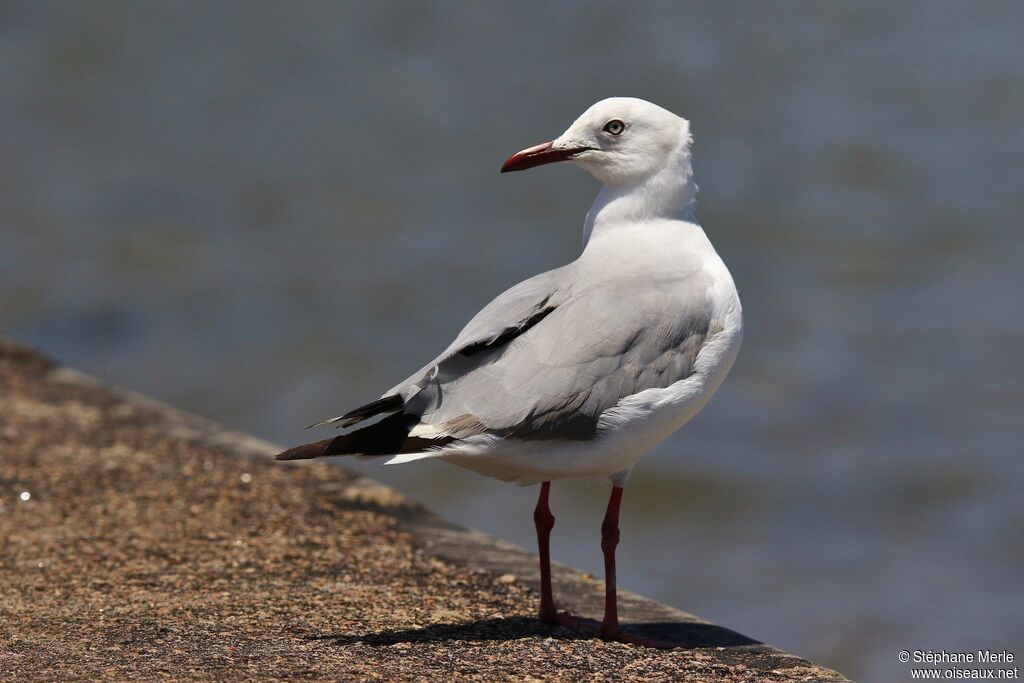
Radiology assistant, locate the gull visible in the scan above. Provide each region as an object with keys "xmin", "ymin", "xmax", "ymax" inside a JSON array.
[{"xmin": 277, "ymin": 97, "xmax": 743, "ymax": 646}]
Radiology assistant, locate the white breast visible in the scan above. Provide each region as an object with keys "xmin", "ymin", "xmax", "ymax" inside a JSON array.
[{"xmin": 588, "ymin": 237, "xmax": 743, "ymax": 484}]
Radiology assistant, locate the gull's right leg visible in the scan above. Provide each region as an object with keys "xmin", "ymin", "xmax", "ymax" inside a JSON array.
[
  {"xmin": 534, "ymin": 481, "xmax": 558, "ymax": 622},
  {"xmin": 534, "ymin": 481, "xmax": 593, "ymax": 629}
]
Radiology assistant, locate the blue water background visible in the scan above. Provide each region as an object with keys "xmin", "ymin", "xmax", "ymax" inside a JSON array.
[{"xmin": 3, "ymin": 4, "xmax": 1023, "ymax": 679}]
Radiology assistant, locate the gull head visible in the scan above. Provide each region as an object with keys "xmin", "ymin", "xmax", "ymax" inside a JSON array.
[{"xmin": 501, "ymin": 97, "xmax": 692, "ymax": 187}]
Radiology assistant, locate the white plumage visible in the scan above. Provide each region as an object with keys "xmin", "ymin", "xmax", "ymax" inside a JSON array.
[{"xmin": 277, "ymin": 97, "xmax": 743, "ymax": 646}]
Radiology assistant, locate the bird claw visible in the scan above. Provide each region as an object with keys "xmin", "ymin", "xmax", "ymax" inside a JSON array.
[
  {"xmin": 597, "ymin": 624, "xmax": 679, "ymax": 650},
  {"xmin": 540, "ymin": 609, "xmax": 598, "ymax": 630},
  {"xmin": 541, "ymin": 610, "xmax": 678, "ymax": 649}
]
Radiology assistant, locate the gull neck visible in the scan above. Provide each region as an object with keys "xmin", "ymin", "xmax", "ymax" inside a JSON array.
[{"xmin": 581, "ymin": 146, "xmax": 698, "ymax": 248}]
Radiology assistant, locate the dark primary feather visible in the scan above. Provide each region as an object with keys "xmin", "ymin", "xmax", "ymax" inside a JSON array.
[
  {"xmin": 336, "ymin": 394, "xmax": 404, "ymax": 427},
  {"xmin": 457, "ymin": 304, "xmax": 555, "ymax": 357},
  {"xmin": 276, "ymin": 412, "xmax": 451, "ymax": 460},
  {"xmin": 305, "ymin": 393, "xmax": 404, "ymax": 429}
]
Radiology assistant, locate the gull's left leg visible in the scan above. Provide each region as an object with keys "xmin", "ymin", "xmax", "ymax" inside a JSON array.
[
  {"xmin": 598, "ymin": 485, "xmax": 626, "ymax": 640},
  {"xmin": 597, "ymin": 485, "xmax": 676, "ymax": 648}
]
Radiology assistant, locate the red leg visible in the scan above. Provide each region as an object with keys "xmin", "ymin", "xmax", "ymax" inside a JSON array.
[
  {"xmin": 534, "ymin": 481, "xmax": 557, "ymax": 622},
  {"xmin": 533, "ymin": 484, "xmax": 677, "ymax": 647},
  {"xmin": 599, "ymin": 485, "xmax": 625, "ymax": 640},
  {"xmin": 596, "ymin": 485, "xmax": 677, "ymax": 649},
  {"xmin": 534, "ymin": 481, "xmax": 592, "ymax": 629}
]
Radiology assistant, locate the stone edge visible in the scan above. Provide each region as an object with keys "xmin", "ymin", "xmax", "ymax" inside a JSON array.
[{"xmin": 4, "ymin": 338, "xmax": 850, "ymax": 682}]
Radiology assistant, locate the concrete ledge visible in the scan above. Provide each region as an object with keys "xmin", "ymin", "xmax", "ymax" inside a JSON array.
[{"xmin": 0, "ymin": 338, "xmax": 849, "ymax": 681}]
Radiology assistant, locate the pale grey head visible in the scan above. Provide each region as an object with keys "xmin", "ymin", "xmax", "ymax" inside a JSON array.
[{"xmin": 501, "ymin": 97, "xmax": 693, "ymax": 187}]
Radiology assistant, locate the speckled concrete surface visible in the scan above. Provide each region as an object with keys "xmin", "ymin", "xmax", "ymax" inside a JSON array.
[{"xmin": 0, "ymin": 339, "xmax": 848, "ymax": 681}]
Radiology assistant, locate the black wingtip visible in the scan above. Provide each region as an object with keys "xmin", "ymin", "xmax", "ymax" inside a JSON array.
[
  {"xmin": 275, "ymin": 439, "xmax": 332, "ymax": 461},
  {"xmin": 339, "ymin": 394, "xmax": 404, "ymax": 422}
]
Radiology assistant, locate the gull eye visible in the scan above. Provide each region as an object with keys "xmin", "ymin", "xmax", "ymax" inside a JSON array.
[{"xmin": 603, "ymin": 119, "xmax": 625, "ymax": 136}]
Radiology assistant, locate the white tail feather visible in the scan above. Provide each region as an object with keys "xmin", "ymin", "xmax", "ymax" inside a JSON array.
[{"xmin": 383, "ymin": 451, "xmax": 441, "ymax": 465}]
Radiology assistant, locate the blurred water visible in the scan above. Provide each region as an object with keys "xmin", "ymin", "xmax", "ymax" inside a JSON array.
[{"xmin": 3, "ymin": 2, "xmax": 1023, "ymax": 680}]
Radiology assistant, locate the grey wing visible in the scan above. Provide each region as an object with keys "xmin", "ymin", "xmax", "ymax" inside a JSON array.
[
  {"xmin": 387, "ymin": 264, "xmax": 575, "ymax": 398},
  {"xmin": 310, "ymin": 264, "xmax": 573, "ymax": 428},
  {"xmin": 281, "ymin": 268, "xmax": 717, "ymax": 461},
  {"xmin": 407, "ymin": 274, "xmax": 716, "ymax": 441}
]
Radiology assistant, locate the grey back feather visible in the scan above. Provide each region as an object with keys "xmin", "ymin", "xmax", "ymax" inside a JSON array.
[
  {"xmin": 391, "ymin": 262, "xmax": 715, "ymax": 441},
  {"xmin": 387, "ymin": 265, "xmax": 573, "ymax": 396}
]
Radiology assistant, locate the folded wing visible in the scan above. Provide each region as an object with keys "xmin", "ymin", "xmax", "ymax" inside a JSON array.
[{"xmin": 277, "ymin": 265, "xmax": 717, "ymax": 460}]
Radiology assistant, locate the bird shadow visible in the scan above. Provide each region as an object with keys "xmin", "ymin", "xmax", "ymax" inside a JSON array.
[{"xmin": 308, "ymin": 616, "xmax": 759, "ymax": 649}]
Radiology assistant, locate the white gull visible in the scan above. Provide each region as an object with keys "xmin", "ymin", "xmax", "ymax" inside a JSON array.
[{"xmin": 278, "ymin": 97, "xmax": 743, "ymax": 646}]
